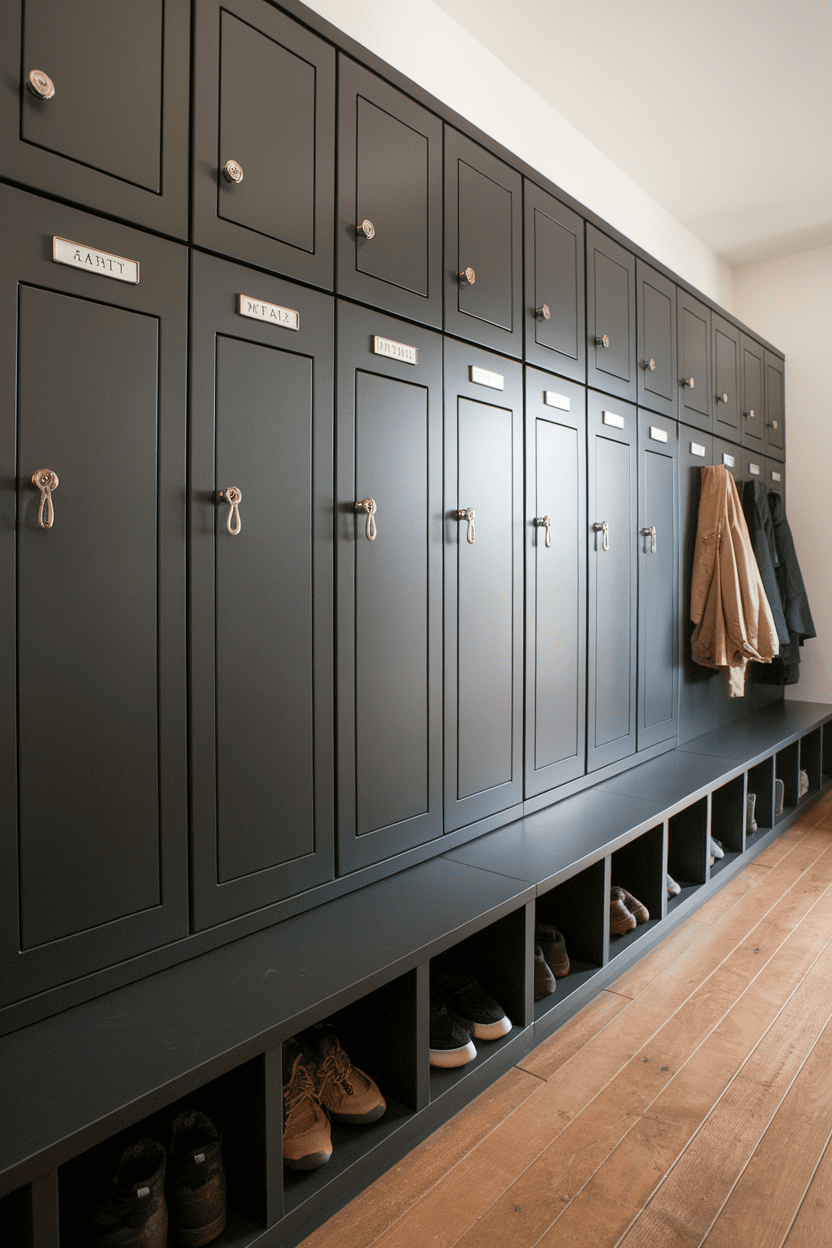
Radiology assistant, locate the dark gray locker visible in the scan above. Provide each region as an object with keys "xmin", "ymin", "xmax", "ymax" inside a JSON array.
[
  {"xmin": 740, "ymin": 333, "xmax": 765, "ymax": 451},
  {"xmin": 739, "ymin": 446, "xmax": 766, "ymax": 492},
  {"xmin": 677, "ymin": 427, "xmax": 715, "ymax": 744},
  {"xmin": 677, "ymin": 289, "xmax": 711, "ymax": 431},
  {"xmin": 636, "ymin": 260, "xmax": 676, "ymax": 418},
  {"xmin": 766, "ymin": 457, "xmax": 786, "ymax": 504},
  {"xmin": 764, "ymin": 350, "xmax": 785, "ymax": 460},
  {"xmin": 586, "ymin": 226, "xmax": 637, "ymax": 403},
  {"xmin": 337, "ymin": 306, "xmax": 443, "ymax": 871},
  {"xmin": 192, "ymin": 0, "xmax": 335, "ymax": 287},
  {"xmin": 637, "ymin": 412, "xmax": 678, "ymax": 750},
  {"xmin": 712, "ymin": 313, "xmax": 741, "ymax": 440},
  {"xmin": 445, "ymin": 342, "xmax": 524, "ymax": 830},
  {"xmin": 1, "ymin": 0, "xmax": 190, "ymax": 237},
  {"xmin": 586, "ymin": 391, "xmax": 638, "ymax": 772},
  {"xmin": 337, "ymin": 56, "xmax": 443, "ymax": 326},
  {"xmin": 524, "ymin": 371, "xmax": 587, "ymax": 798},
  {"xmin": 712, "ymin": 437, "xmax": 741, "ymax": 488},
  {"xmin": 444, "ymin": 127, "xmax": 522, "ymax": 357},
  {"xmin": 189, "ymin": 253, "xmax": 335, "ymax": 929},
  {"xmin": 0, "ymin": 186, "xmax": 187, "ymax": 1007},
  {"xmin": 524, "ymin": 182, "xmax": 586, "ymax": 382}
]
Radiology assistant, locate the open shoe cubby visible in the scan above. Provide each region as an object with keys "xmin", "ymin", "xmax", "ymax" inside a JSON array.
[
  {"xmin": 776, "ymin": 741, "xmax": 801, "ymax": 815},
  {"xmin": 800, "ymin": 729, "xmax": 822, "ymax": 798},
  {"xmin": 823, "ymin": 723, "xmax": 832, "ymax": 786},
  {"xmin": 709, "ymin": 774, "xmax": 745, "ymax": 876},
  {"xmin": 534, "ymin": 859, "xmax": 606, "ymax": 1020},
  {"xmin": 608, "ymin": 824, "xmax": 665, "ymax": 957},
  {"xmin": 747, "ymin": 757, "xmax": 775, "ymax": 835},
  {"xmin": 667, "ymin": 798, "xmax": 708, "ymax": 910}
]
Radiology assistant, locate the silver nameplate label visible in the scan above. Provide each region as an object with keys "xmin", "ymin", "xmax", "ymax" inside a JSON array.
[
  {"xmin": 722, "ymin": 453, "xmax": 735, "ymax": 467},
  {"xmin": 470, "ymin": 365, "xmax": 504, "ymax": 390},
  {"xmin": 691, "ymin": 442, "xmax": 706, "ymax": 457},
  {"xmin": 649, "ymin": 426, "xmax": 668, "ymax": 443},
  {"xmin": 602, "ymin": 410, "xmax": 624, "ymax": 429},
  {"xmin": 749, "ymin": 462, "xmax": 761, "ymax": 475},
  {"xmin": 772, "ymin": 471, "xmax": 782, "ymax": 482},
  {"xmin": 544, "ymin": 391, "xmax": 570, "ymax": 411},
  {"xmin": 374, "ymin": 335, "xmax": 417, "ymax": 365},
  {"xmin": 53, "ymin": 236, "xmax": 139, "ymax": 284},
  {"xmin": 238, "ymin": 294, "xmax": 299, "ymax": 331}
]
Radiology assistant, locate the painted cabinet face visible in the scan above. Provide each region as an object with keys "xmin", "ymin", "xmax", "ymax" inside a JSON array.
[
  {"xmin": 0, "ymin": 186, "xmax": 188, "ymax": 1006},
  {"xmin": 525, "ymin": 183, "xmax": 586, "ymax": 383},
  {"xmin": 1, "ymin": 0, "xmax": 190, "ymax": 236},
  {"xmin": 764, "ymin": 350, "xmax": 785, "ymax": 459},
  {"xmin": 677, "ymin": 290, "xmax": 711, "ymax": 432},
  {"xmin": 638, "ymin": 413, "xmax": 678, "ymax": 751},
  {"xmin": 192, "ymin": 0, "xmax": 335, "ymax": 287},
  {"xmin": 338, "ymin": 56, "xmax": 443, "ymax": 327},
  {"xmin": 637, "ymin": 261, "xmax": 676, "ymax": 419},
  {"xmin": 524, "ymin": 372, "xmax": 587, "ymax": 798},
  {"xmin": 337, "ymin": 306, "xmax": 444, "ymax": 872},
  {"xmin": 740, "ymin": 333, "xmax": 765, "ymax": 450},
  {"xmin": 586, "ymin": 226, "xmax": 637, "ymax": 403},
  {"xmin": 586, "ymin": 392, "xmax": 638, "ymax": 772},
  {"xmin": 189, "ymin": 253, "xmax": 335, "ymax": 929},
  {"xmin": 444, "ymin": 342, "xmax": 524, "ymax": 830},
  {"xmin": 712, "ymin": 313, "xmax": 741, "ymax": 439}
]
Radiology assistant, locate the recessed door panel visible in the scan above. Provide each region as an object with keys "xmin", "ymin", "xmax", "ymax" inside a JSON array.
[
  {"xmin": 524, "ymin": 183, "xmax": 585, "ymax": 382},
  {"xmin": 638, "ymin": 414, "xmax": 678, "ymax": 750},
  {"xmin": 678, "ymin": 291, "xmax": 711, "ymax": 431},
  {"xmin": 740, "ymin": 334, "xmax": 765, "ymax": 450},
  {"xmin": 712, "ymin": 313, "xmax": 740, "ymax": 438},
  {"xmin": 587, "ymin": 226, "xmax": 636, "ymax": 402},
  {"xmin": 355, "ymin": 99, "xmax": 428, "ymax": 293},
  {"xmin": 764, "ymin": 351, "xmax": 785, "ymax": 458},
  {"xmin": 637, "ymin": 261, "xmax": 676, "ymax": 417}
]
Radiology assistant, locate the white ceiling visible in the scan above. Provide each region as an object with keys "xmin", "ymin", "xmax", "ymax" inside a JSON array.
[{"xmin": 432, "ymin": 0, "xmax": 832, "ymax": 266}]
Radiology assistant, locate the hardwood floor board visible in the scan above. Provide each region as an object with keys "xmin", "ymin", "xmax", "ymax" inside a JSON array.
[
  {"xmin": 446, "ymin": 870, "xmax": 832, "ymax": 1248},
  {"xmin": 615, "ymin": 932, "xmax": 832, "ymax": 1247},
  {"xmin": 782, "ymin": 1135, "xmax": 832, "ymax": 1247},
  {"xmin": 518, "ymin": 990, "xmax": 630, "ymax": 1081},
  {"xmin": 691, "ymin": 863, "xmax": 770, "ymax": 923},
  {"xmin": 699, "ymin": 1014, "xmax": 832, "ymax": 1248},
  {"xmin": 604, "ymin": 919, "xmax": 710, "ymax": 1001},
  {"xmin": 525, "ymin": 883, "xmax": 832, "ymax": 1248}
]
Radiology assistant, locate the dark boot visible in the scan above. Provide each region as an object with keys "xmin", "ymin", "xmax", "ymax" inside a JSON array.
[
  {"xmin": 166, "ymin": 1111, "xmax": 227, "ymax": 1246},
  {"xmin": 535, "ymin": 925, "xmax": 570, "ymax": 978},
  {"xmin": 82, "ymin": 1138, "xmax": 168, "ymax": 1247}
]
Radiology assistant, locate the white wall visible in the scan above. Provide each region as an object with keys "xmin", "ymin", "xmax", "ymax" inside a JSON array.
[
  {"xmin": 302, "ymin": 0, "xmax": 735, "ymax": 309},
  {"xmin": 733, "ymin": 245, "xmax": 832, "ymax": 704}
]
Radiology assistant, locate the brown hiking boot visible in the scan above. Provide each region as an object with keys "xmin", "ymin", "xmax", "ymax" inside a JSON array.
[
  {"xmin": 610, "ymin": 886, "xmax": 637, "ymax": 934},
  {"xmin": 300, "ymin": 1023, "xmax": 386, "ymax": 1125},
  {"xmin": 615, "ymin": 886, "xmax": 649, "ymax": 924},
  {"xmin": 534, "ymin": 944, "xmax": 556, "ymax": 1000},
  {"xmin": 80, "ymin": 1138, "xmax": 168, "ymax": 1247},
  {"xmin": 535, "ymin": 924, "xmax": 570, "ymax": 978},
  {"xmin": 282, "ymin": 1039, "xmax": 332, "ymax": 1170},
  {"xmin": 166, "ymin": 1111, "xmax": 226, "ymax": 1246}
]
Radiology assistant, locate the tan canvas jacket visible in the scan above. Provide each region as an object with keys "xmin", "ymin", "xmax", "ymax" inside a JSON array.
[{"xmin": 690, "ymin": 465, "xmax": 779, "ymax": 697}]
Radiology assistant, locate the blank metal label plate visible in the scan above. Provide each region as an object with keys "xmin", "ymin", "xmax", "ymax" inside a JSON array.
[
  {"xmin": 544, "ymin": 391, "xmax": 570, "ymax": 410},
  {"xmin": 690, "ymin": 442, "xmax": 706, "ymax": 457},
  {"xmin": 602, "ymin": 410, "xmax": 624, "ymax": 428}
]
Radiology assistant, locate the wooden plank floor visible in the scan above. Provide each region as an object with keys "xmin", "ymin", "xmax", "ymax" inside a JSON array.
[{"xmin": 298, "ymin": 793, "xmax": 832, "ymax": 1248}]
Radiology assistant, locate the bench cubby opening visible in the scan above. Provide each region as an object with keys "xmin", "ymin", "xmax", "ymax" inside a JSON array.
[
  {"xmin": 608, "ymin": 824, "xmax": 665, "ymax": 958},
  {"xmin": 823, "ymin": 723, "xmax": 832, "ymax": 786},
  {"xmin": 800, "ymin": 729, "xmax": 822, "ymax": 799},
  {"xmin": 1, "ymin": 1185, "xmax": 31, "ymax": 1248},
  {"xmin": 534, "ymin": 860, "xmax": 606, "ymax": 1019},
  {"xmin": 709, "ymin": 774, "xmax": 745, "ymax": 876},
  {"xmin": 667, "ymin": 798, "xmax": 708, "ymax": 910},
  {"xmin": 775, "ymin": 741, "xmax": 801, "ymax": 816},
  {"xmin": 747, "ymin": 757, "xmax": 775, "ymax": 837}
]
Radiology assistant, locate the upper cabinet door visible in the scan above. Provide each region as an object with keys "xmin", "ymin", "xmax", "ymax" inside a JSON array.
[
  {"xmin": 637, "ymin": 412, "xmax": 678, "ymax": 752},
  {"xmin": 740, "ymin": 333, "xmax": 765, "ymax": 450},
  {"xmin": 192, "ymin": 0, "xmax": 335, "ymax": 288},
  {"xmin": 0, "ymin": 0, "xmax": 190, "ymax": 238},
  {"xmin": 444, "ymin": 128, "xmax": 522, "ymax": 357},
  {"xmin": 524, "ymin": 182, "xmax": 586, "ymax": 382},
  {"xmin": 712, "ymin": 313, "xmax": 741, "ymax": 440},
  {"xmin": 189, "ymin": 254, "xmax": 335, "ymax": 930},
  {"xmin": 338, "ymin": 57, "xmax": 442, "ymax": 327},
  {"xmin": 586, "ymin": 226, "xmax": 637, "ymax": 402},
  {"xmin": 636, "ymin": 260, "xmax": 676, "ymax": 418},
  {"xmin": 677, "ymin": 289, "xmax": 711, "ymax": 432},
  {"xmin": 764, "ymin": 350, "xmax": 785, "ymax": 460}
]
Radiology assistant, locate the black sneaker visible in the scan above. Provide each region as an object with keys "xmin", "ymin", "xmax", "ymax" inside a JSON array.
[
  {"xmin": 430, "ymin": 955, "xmax": 511, "ymax": 1041},
  {"xmin": 429, "ymin": 992, "xmax": 477, "ymax": 1068}
]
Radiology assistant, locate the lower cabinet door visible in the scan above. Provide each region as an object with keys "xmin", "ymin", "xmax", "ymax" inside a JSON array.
[
  {"xmin": 587, "ymin": 391, "xmax": 637, "ymax": 772},
  {"xmin": 524, "ymin": 371, "xmax": 587, "ymax": 798},
  {"xmin": 637, "ymin": 411, "xmax": 678, "ymax": 751},
  {"xmin": 336, "ymin": 305, "xmax": 443, "ymax": 872},
  {"xmin": 0, "ymin": 186, "xmax": 188, "ymax": 1005},
  {"xmin": 444, "ymin": 341, "xmax": 524, "ymax": 831},
  {"xmin": 189, "ymin": 252, "xmax": 335, "ymax": 928}
]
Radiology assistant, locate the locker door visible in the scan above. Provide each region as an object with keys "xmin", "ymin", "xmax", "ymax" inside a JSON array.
[
  {"xmin": 337, "ymin": 56, "xmax": 442, "ymax": 326},
  {"xmin": 445, "ymin": 342, "xmax": 524, "ymax": 831},
  {"xmin": 444, "ymin": 127, "xmax": 522, "ymax": 357},
  {"xmin": 337, "ymin": 307, "xmax": 443, "ymax": 872},
  {"xmin": 740, "ymin": 334, "xmax": 765, "ymax": 451},
  {"xmin": 192, "ymin": 0, "xmax": 335, "ymax": 287},
  {"xmin": 586, "ymin": 226, "xmax": 637, "ymax": 403},
  {"xmin": 1, "ymin": 0, "xmax": 189, "ymax": 236},
  {"xmin": 524, "ymin": 182, "xmax": 586, "ymax": 383},
  {"xmin": 524, "ymin": 372, "xmax": 587, "ymax": 798},
  {"xmin": 0, "ymin": 186, "xmax": 187, "ymax": 1007},
  {"xmin": 587, "ymin": 392, "xmax": 637, "ymax": 772},
  {"xmin": 677, "ymin": 427, "xmax": 717, "ymax": 744},
  {"xmin": 764, "ymin": 350, "xmax": 785, "ymax": 459},
  {"xmin": 638, "ymin": 412, "xmax": 678, "ymax": 751},
  {"xmin": 712, "ymin": 313, "xmax": 741, "ymax": 440},
  {"xmin": 637, "ymin": 261, "xmax": 676, "ymax": 418},
  {"xmin": 677, "ymin": 290, "xmax": 711, "ymax": 431},
  {"xmin": 190, "ymin": 254, "xmax": 335, "ymax": 929}
]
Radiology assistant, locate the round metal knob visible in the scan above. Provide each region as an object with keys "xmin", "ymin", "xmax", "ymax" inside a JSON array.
[
  {"xmin": 356, "ymin": 219, "xmax": 375, "ymax": 239},
  {"xmin": 27, "ymin": 69, "xmax": 55, "ymax": 100},
  {"xmin": 682, "ymin": 376, "xmax": 695, "ymax": 389},
  {"xmin": 222, "ymin": 160, "xmax": 244, "ymax": 184},
  {"xmin": 534, "ymin": 304, "xmax": 551, "ymax": 321},
  {"xmin": 717, "ymin": 392, "xmax": 728, "ymax": 403},
  {"xmin": 643, "ymin": 358, "xmax": 656, "ymax": 372},
  {"xmin": 595, "ymin": 334, "xmax": 610, "ymax": 349},
  {"xmin": 458, "ymin": 267, "xmax": 476, "ymax": 285}
]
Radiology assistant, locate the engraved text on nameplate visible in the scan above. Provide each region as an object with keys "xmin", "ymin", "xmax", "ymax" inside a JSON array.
[
  {"xmin": 238, "ymin": 294, "xmax": 299, "ymax": 331},
  {"xmin": 373, "ymin": 336, "xmax": 418, "ymax": 365},
  {"xmin": 470, "ymin": 365, "xmax": 504, "ymax": 390},
  {"xmin": 53, "ymin": 237, "xmax": 139, "ymax": 284}
]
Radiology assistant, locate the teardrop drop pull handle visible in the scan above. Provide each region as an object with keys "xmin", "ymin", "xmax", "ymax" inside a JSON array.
[
  {"xmin": 456, "ymin": 507, "xmax": 475, "ymax": 544},
  {"xmin": 535, "ymin": 515, "xmax": 552, "ymax": 547},
  {"xmin": 592, "ymin": 520, "xmax": 609, "ymax": 551},
  {"xmin": 641, "ymin": 524, "xmax": 657, "ymax": 554},
  {"xmin": 355, "ymin": 497, "xmax": 377, "ymax": 541},
  {"xmin": 218, "ymin": 487, "xmax": 242, "ymax": 535},
  {"xmin": 32, "ymin": 469, "xmax": 59, "ymax": 528}
]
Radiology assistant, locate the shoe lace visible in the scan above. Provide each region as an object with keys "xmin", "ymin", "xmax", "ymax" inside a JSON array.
[
  {"xmin": 284, "ymin": 1058, "xmax": 320, "ymax": 1120},
  {"xmin": 317, "ymin": 1045, "xmax": 356, "ymax": 1099}
]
